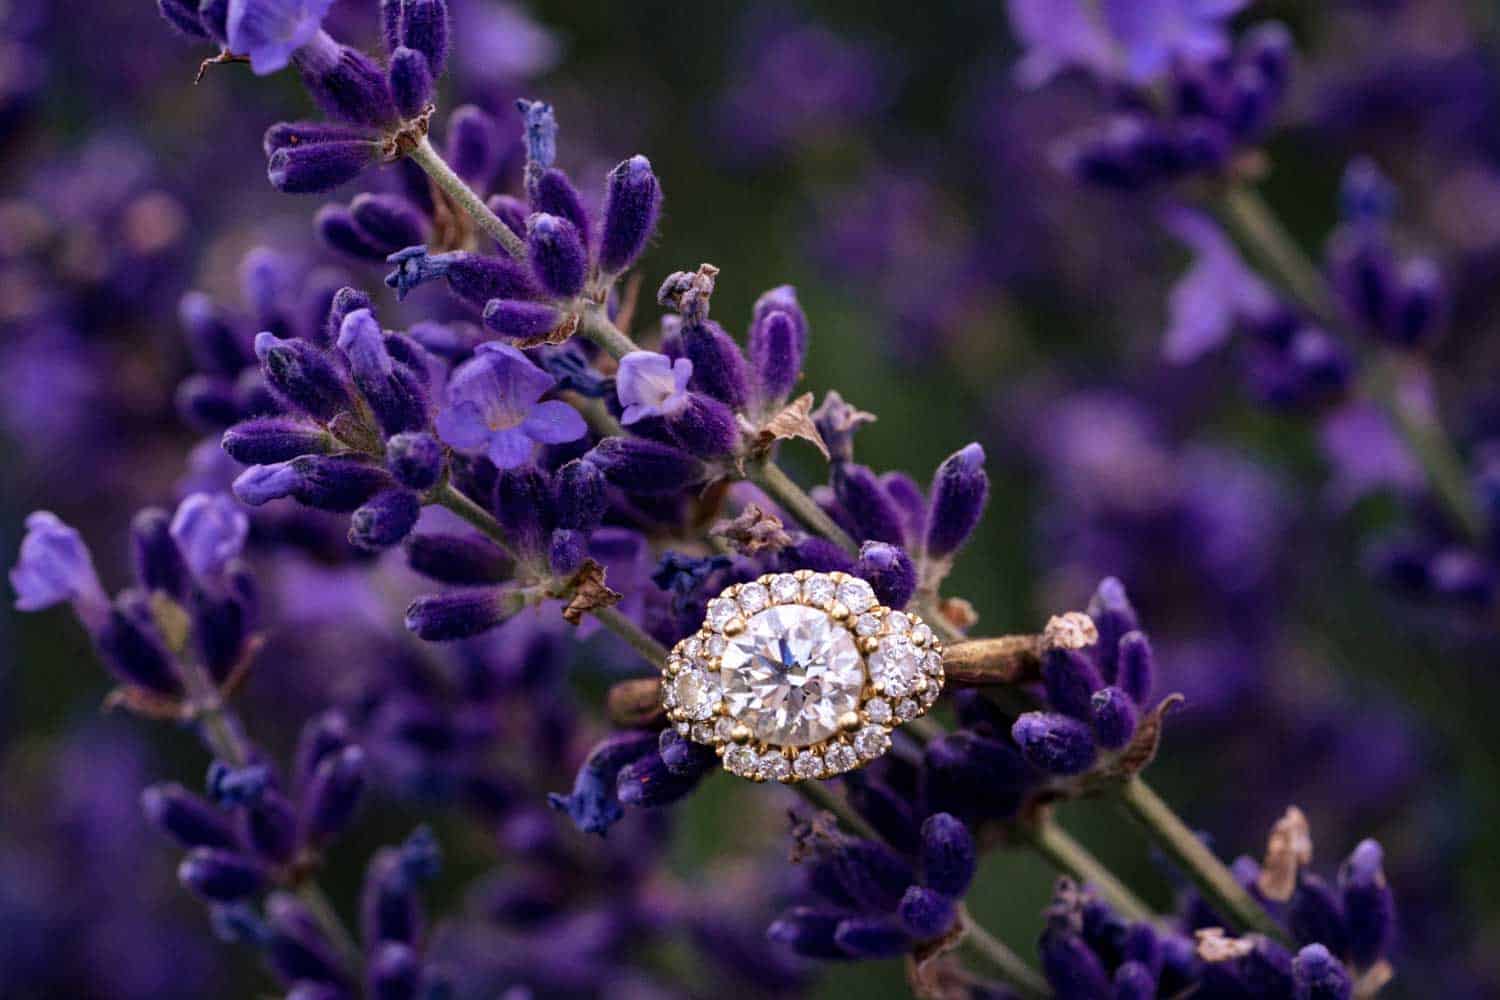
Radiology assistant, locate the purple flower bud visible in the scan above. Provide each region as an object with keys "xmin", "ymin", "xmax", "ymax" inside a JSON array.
[
  {"xmin": 1292, "ymin": 943, "xmax": 1353, "ymax": 1000},
  {"xmin": 265, "ymin": 891, "xmax": 350, "ymax": 985},
  {"xmin": 547, "ymin": 731, "xmax": 658, "ymax": 834},
  {"xmin": 369, "ymin": 941, "xmax": 421, "ymax": 1000},
  {"xmin": 616, "ymin": 750, "xmax": 702, "ymax": 809},
  {"xmin": 1013, "ymin": 712, "xmax": 1098, "ymax": 776},
  {"xmin": 301, "ymin": 745, "xmax": 367, "ymax": 845},
  {"xmin": 1339, "ymin": 839, "xmax": 1394, "ymax": 968},
  {"xmin": 380, "ymin": 0, "xmax": 404, "ymax": 50},
  {"xmin": 835, "ymin": 463, "xmax": 908, "ymax": 546},
  {"xmin": 681, "ymin": 320, "xmax": 752, "ymax": 412},
  {"xmin": 925, "ymin": 443, "xmax": 988, "ymax": 559},
  {"xmin": 547, "ymin": 529, "xmax": 586, "ymax": 576},
  {"xmin": 657, "ymin": 728, "xmax": 719, "ymax": 778},
  {"xmin": 294, "ymin": 34, "xmax": 398, "ymax": 128},
  {"xmin": 555, "ymin": 459, "xmax": 607, "ymax": 532},
  {"xmin": 855, "ymin": 542, "xmax": 916, "ymax": 609},
  {"xmin": 1087, "ymin": 578, "xmax": 1139, "ymax": 681},
  {"xmin": 833, "ymin": 915, "xmax": 911, "ymax": 958},
  {"xmin": 767, "ymin": 907, "xmax": 845, "ymax": 960},
  {"xmin": 234, "ymin": 455, "xmax": 393, "ymax": 512},
  {"xmin": 846, "ymin": 773, "xmax": 919, "ymax": 853},
  {"xmin": 1090, "ymin": 687, "xmax": 1139, "ymax": 750},
  {"xmin": 1200, "ymin": 937, "xmax": 1295, "ymax": 996},
  {"xmin": 527, "ymin": 213, "xmax": 588, "ymax": 298},
  {"xmin": 96, "ymin": 590, "xmax": 182, "ymax": 695},
  {"xmin": 1389, "ymin": 257, "xmax": 1446, "ymax": 349},
  {"xmin": 141, "ymin": 783, "xmax": 239, "ymax": 849},
  {"xmin": 1043, "ymin": 646, "xmax": 1105, "ymax": 719},
  {"xmin": 482, "ymin": 298, "xmax": 562, "ymax": 340},
  {"xmin": 921, "ymin": 731, "xmax": 1032, "ymax": 823},
  {"xmin": 1040, "ymin": 925, "xmax": 1112, "ymax": 998},
  {"xmin": 350, "ymin": 488, "xmax": 422, "ymax": 551},
  {"xmin": 388, "ymin": 46, "xmax": 433, "ymax": 120},
  {"xmin": 584, "ymin": 437, "xmax": 709, "ymax": 495},
  {"xmin": 1113, "ymin": 960, "xmax": 1158, "ymax": 1000},
  {"xmin": 361, "ymin": 848, "xmax": 423, "ymax": 947},
  {"xmin": 180, "ymin": 292, "xmax": 251, "ymax": 375},
  {"xmin": 386, "ymin": 432, "xmax": 443, "ymax": 490},
  {"xmin": 263, "ymin": 120, "xmax": 371, "ymax": 155},
  {"xmin": 826, "ymin": 839, "xmax": 914, "ymax": 913},
  {"xmin": 158, "ymin": 0, "xmax": 210, "ymax": 37},
  {"xmin": 255, "ymin": 332, "xmax": 352, "ymax": 421},
  {"xmin": 751, "ymin": 285, "xmax": 809, "ymax": 352},
  {"xmin": 812, "ymin": 391, "xmax": 876, "ymax": 465},
  {"xmin": 494, "ymin": 465, "xmax": 552, "ymax": 560},
  {"xmin": 292, "ymin": 711, "xmax": 351, "ymax": 795},
  {"xmin": 668, "ymin": 394, "xmax": 740, "ymax": 459},
  {"xmin": 222, "ymin": 416, "xmax": 336, "ymax": 464},
  {"xmin": 404, "ymin": 532, "xmax": 512, "ymax": 585},
  {"xmin": 325, "ymin": 285, "xmax": 373, "ymax": 344},
  {"xmin": 385, "ymin": 247, "xmax": 536, "ymax": 307},
  {"xmin": 1338, "ymin": 157, "xmax": 1396, "ymax": 224},
  {"xmin": 487, "ymin": 194, "xmax": 530, "ymax": 241},
  {"xmin": 269, "ymin": 139, "xmax": 379, "ymax": 194},
  {"xmin": 350, "ymin": 193, "xmax": 430, "ymax": 254},
  {"xmin": 337, "ymin": 311, "xmax": 430, "ymax": 434},
  {"xmin": 1242, "ymin": 20, "xmax": 1294, "ymax": 96},
  {"xmin": 404, "ymin": 587, "xmax": 521, "ymax": 640},
  {"xmin": 920, "ymin": 813, "xmax": 976, "ymax": 898},
  {"xmin": 534, "ymin": 168, "xmax": 592, "ymax": 248},
  {"xmin": 178, "ymin": 847, "xmax": 266, "ymax": 901},
  {"xmin": 1289, "ymin": 874, "xmax": 1348, "ymax": 956},
  {"xmin": 130, "ymin": 508, "xmax": 188, "ymax": 598},
  {"xmin": 177, "ymin": 376, "xmax": 241, "ymax": 429},
  {"xmin": 516, "ymin": 98, "xmax": 557, "ymax": 186},
  {"xmin": 198, "ymin": 0, "xmax": 230, "ymax": 42},
  {"xmin": 243, "ymin": 790, "xmax": 299, "ymax": 865},
  {"xmin": 598, "ymin": 155, "xmax": 662, "ymax": 275},
  {"xmin": 170, "ymin": 492, "xmax": 249, "ymax": 580},
  {"xmin": 10, "ymin": 511, "xmax": 108, "ymax": 624},
  {"xmin": 898, "ymin": 886, "xmax": 956, "ymax": 939},
  {"xmin": 779, "ymin": 536, "xmax": 857, "ymax": 575},
  {"xmin": 748, "ymin": 308, "xmax": 803, "ymax": 407},
  {"xmin": 1116, "ymin": 630, "xmax": 1153, "ymax": 705},
  {"xmin": 398, "ymin": 0, "xmax": 448, "ymax": 76},
  {"xmin": 1429, "ymin": 547, "xmax": 1494, "ymax": 606},
  {"xmin": 445, "ymin": 105, "xmax": 503, "ymax": 187}
]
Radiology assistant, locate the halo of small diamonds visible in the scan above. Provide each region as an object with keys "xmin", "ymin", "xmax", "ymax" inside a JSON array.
[{"xmin": 661, "ymin": 570, "xmax": 945, "ymax": 783}]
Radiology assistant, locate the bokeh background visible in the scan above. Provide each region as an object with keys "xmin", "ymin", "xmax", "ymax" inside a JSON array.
[{"xmin": 4, "ymin": 1, "xmax": 1500, "ymax": 996}]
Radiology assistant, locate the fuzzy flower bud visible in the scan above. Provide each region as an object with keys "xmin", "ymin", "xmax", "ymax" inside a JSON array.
[
  {"xmin": 599, "ymin": 155, "xmax": 662, "ymax": 275},
  {"xmin": 1012, "ymin": 711, "xmax": 1098, "ymax": 775},
  {"xmin": 925, "ymin": 443, "xmax": 988, "ymax": 560},
  {"xmin": 855, "ymin": 541, "xmax": 916, "ymax": 609},
  {"xmin": 527, "ymin": 213, "xmax": 588, "ymax": 298}
]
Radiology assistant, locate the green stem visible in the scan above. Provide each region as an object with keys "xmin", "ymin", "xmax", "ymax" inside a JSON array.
[
  {"xmin": 1026, "ymin": 818, "xmax": 1156, "ymax": 923},
  {"xmin": 432, "ymin": 481, "xmax": 518, "ymax": 560},
  {"xmin": 578, "ymin": 305, "xmax": 640, "ymax": 360},
  {"xmin": 962, "ymin": 912, "xmax": 1053, "ymax": 999},
  {"xmin": 1220, "ymin": 184, "xmax": 1484, "ymax": 544},
  {"xmin": 1117, "ymin": 777, "xmax": 1289, "ymax": 942},
  {"xmin": 592, "ymin": 605, "xmax": 671, "ymax": 665},
  {"xmin": 750, "ymin": 459, "xmax": 859, "ymax": 556},
  {"xmin": 295, "ymin": 881, "xmax": 364, "ymax": 973},
  {"xmin": 408, "ymin": 136, "xmax": 527, "ymax": 260}
]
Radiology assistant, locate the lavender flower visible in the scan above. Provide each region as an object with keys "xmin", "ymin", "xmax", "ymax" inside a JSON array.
[
  {"xmin": 435, "ymin": 343, "xmax": 586, "ymax": 468},
  {"xmin": 228, "ymin": 0, "xmax": 334, "ymax": 75}
]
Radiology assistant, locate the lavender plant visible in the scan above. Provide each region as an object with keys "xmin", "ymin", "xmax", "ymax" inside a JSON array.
[{"xmin": 7, "ymin": 1, "xmax": 1482, "ymax": 998}]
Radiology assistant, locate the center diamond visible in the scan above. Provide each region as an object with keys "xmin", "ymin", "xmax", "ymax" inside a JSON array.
[{"xmin": 720, "ymin": 605, "xmax": 865, "ymax": 746}]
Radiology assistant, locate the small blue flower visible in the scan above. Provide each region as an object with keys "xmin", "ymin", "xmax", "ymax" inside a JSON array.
[
  {"xmin": 228, "ymin": 0, "xmax": 335, "ymax": 75},
  {"xmin": 616, "ymin": 350, "xmax": 692, "ymax": 425},
  {"xmin": 10, "ymin": 511, "xmax": 109, "ymax": 625},
  {"xmin": 435, "ymin": 343, "xmax": 586, "ymax": 468},
  {"xmin": 170, "ymin": 493, "xmax": 249, "ymax": 581}
]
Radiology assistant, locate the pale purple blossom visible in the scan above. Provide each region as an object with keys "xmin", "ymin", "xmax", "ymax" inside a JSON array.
[
  {"xmin": 228, "ymin": 0, "xmax": 335, "ymax": 75},
  {"xmin": 9, "ymin": 511, "xmax": 108, "ymax": 627},
  {"xmin": 169, "ymin": 493, "xmax": 250, "ymax": 581},
  {"xmin": 435, "ymin": 343, "xmax": 586, "ymax": 468},
  {"xmin": 616, "ymin": 351, "xmax": 693, "ymax": 425},
  {"xmin": 1162, "ymin": 207, "xmax": 1277, "ymax": 364}
]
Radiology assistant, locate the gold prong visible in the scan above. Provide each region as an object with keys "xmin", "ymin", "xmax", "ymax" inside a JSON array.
[
  {"xmin": 715, "ymin": 745, "xmax": 727, "ymax": 757},
  {"xmin": 913, "ymin": 676, "xmax": 929, "ymax": 694},
  {"xmin": 828, "ymin": 602, "xmax": 850, "ymax": 621},
  {"xmin": 794, "ymin": 569, "xmax": 811, "ymax": 580},
  {"xmin": 724, "ymin": 617, "xmax": 745, "ymax": 636},
  {"xmin": 859, "ymin": 636, "xmax": 880, "ymax": 654},
  {"xmin": 731, "ymin": 724, "xmax": 752, "ymax": 744},
  {"xmin": 870, "ymin": 679, "xmax": 885, "ymax": 695},
  {"xmin": 838, "ymin": 711, "xmax": 862, "ymax": 733}
]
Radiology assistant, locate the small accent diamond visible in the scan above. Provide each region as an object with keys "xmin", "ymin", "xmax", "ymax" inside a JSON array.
[
  {"xmin": 724, "ymin": 745, "xmax": 757, "ymax": 776},
  {"xmin": 855, "ymin": 613, "xmax": 881, "ymax": 636},
  {"xmin": 802, "ymin": 574, "xmax": 836, "ymax": 607},
  {"xmin": 854, "ymin": 726, "xmax": 891, "ymax": 759},
  {"xmin": 869, "ymin": 637, "xmax": 920, "ymax": 696},
  {"xmin": 911, "ymin": 624, "xmax": 933, "ymax": 646},
  {"xmin": 886, "ymin": 612, "xmax": 911, "ymax": 634},
  {"xmin": 895, "ymin": 698, "xmax": 920, "ymax": 721},
  {"xmin": 759, "ymin": 753, "xmax": 791, "ymax": 782},
  {"xmin": 769, "ymin": 574, "xmax": 801, "ymax": 603},
  {"xmin": 837, "ymin": 578, "xmax": 876, "ymax": 614},
  {"xmin": 738, "ymin": 582, "xmax": 770, "ymax": 614},
  {"xmin": 792, "ymin": 751, "xmax": 825, "ymax": 780},
  {"xmin": 923, "ymin": 651, "xmax": 944, "ymax": 676},
  {"xmin": 671, "ymin": 665, "xmax": 718, "ymax": 720},
  {"xmin": 865, "ymin": 698, "xmax": 893, "ymax": 725},
  {"xmin": 706, "ymin": 598, "xmax": 737, "ymax": 629},
  {"xmin": 824, "ymin": 744, "xmax": 857, "ymax": 773},
  {"xmin": 690, "ymin": 721, "xmax": 716, "ymax": 743}
]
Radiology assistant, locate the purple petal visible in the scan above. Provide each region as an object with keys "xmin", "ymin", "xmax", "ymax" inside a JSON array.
[
  {"xmin": 522, "ymin": 399, "xmax": 588, "ymax": 445},
  {"xmin": 487, "ymin": 426, "xmax": 535, "ymax": 469},
  {"xmin": 170, "ymin": 493, "xmax": 250, "ymax": 581},
  {"xmin": 435, "ymin": 399, "xmax": 492, "ymax": 453},
  {"xmin": 448, "ymin": 343, "xmax": 555, "ymax": 432},
  {"xmin": 228, "ymin": 0, "xmax": 335, "ymax": 75}
]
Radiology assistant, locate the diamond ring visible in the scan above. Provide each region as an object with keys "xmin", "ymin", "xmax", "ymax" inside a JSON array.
[{"xmin": 661, "ymin": 570, "xmax": 945, "ymax": 782}]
